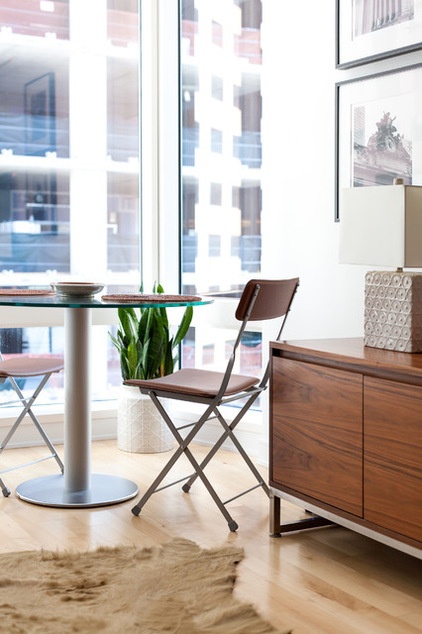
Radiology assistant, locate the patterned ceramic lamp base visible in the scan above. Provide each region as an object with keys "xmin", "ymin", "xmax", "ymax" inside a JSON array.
[{"xmin": 364, "ymin": 271, "xmax": 422, "ymax": 353}]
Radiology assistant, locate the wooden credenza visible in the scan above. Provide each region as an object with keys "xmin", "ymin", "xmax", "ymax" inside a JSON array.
[{"xmin": 269, "ymin": 338, "xmax": 422, "ymax": 559}]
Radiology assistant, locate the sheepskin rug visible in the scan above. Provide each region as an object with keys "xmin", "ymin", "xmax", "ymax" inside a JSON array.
[{"xmin": 0, "ymin": 537, "xmax": 290, "ymax": 633}]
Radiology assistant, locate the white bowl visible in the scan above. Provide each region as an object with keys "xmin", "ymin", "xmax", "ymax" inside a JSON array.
[{"xmin": 52, "ymin": 282, "xmax": 105, "ymax": 297}]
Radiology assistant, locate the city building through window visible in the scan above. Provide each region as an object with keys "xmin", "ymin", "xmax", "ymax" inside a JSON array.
[{"xmin": 0, "ymin": 0, "xmax": 264, "ymax": 413}]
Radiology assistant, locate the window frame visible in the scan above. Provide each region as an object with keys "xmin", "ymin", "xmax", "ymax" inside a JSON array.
[{"xmin": 0, "ymin": 1, "xmax": 266, "ymax": 442}]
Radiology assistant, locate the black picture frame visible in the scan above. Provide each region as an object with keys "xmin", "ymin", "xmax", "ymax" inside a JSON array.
[
  {"xmin": 336, "ymin": 1, "xmax": 422, "ymax": 69},
  {"xmin": 335, "ymin": 62, "xmax": 422, "ymax": 221}
]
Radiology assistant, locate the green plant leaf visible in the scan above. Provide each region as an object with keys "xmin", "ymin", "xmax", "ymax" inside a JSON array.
[
  {"xmin": 118, "ymin": 307, "xmax": 139, "ymax": 344},
  {"xmin": 109, "ymin": 282, "xmax": 194, "ymax": 380},
  {"xmin": 172, "ymin": 305, "xmax": 193, "ymax": 349}
]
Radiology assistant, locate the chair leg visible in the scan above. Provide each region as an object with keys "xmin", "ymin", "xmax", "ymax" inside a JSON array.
[
  {"xmin": 131, "ymin": 441, "xmax": 193, "ymax": 514},
  {"xmin": 217, "ymin": 413, "xmax": 270, "ymax": 496},
  {"xmin": 131, "ymin": 394, "xmax": 239, "ymax": 531},
  {"xmin": 0, "ymin": 375, "xmax": 64, "ymax": 496},
  {"xmin": 182, "ymin": 400, "xmax": 269, "ymax": 499},
  {"xmin": 25, "ymin": 408, "xmax": 64, "ymax": 473},
  {"xmin": 131, "ymin": 395, "xmax": 210, "ymax": 515},
  {"xmin": 0, "ymin": 477, "xmax": 11, "ymax": 497},
  {"xmin": 4, "ymin": 375, "xmax": 64, "ymax": 473},
  {"xmin": 132, "ymin": 439, "xmax": 239, "ymax": 532},
  {"xmin": 181, "ymin": 443, "xmax": 239, "ymax": 531}
]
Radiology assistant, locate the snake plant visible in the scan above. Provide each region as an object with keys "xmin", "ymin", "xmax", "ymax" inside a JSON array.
[{"xmin": 109, "ymin": 283, "xmax": 193, "ymax": 381}]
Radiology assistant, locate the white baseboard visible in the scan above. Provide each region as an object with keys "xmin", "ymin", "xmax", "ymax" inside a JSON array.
[
  {"xmin": 0, "ymin": 404, "xmax": 269, "ymax": 468},
  {"xmin": 0, "ymin": 404, "xmax": 117, "ymax": 449}
]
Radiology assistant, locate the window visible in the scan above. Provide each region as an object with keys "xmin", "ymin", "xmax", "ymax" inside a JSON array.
[
  {"xmin": 0, "ymin": 0, "xmax": 140, "ymax": 282},
  {"xmin": 0, "ymin": 2, "xmax": 266, "ymax": 417},
  {"xmin": 212, "ymin": 75, "xmax": 224, "ymax": 101},
  {"xmin": 180, "ymin": 0, "xmax": 263, "ymax": 295},
  {"xmin": 211, "ymin": 128, "xmax": 223, "ymax": 153},
  {"xmin": 208, "ymin": 235, "xmax": 221, "ymax": 257},
  {"xmin": 0, "ymin": 0, "xmax": 140, "ymax": 407},
  {"xmin": 210, "ymin": 183, "xmax": 222, "ymax": 205},
  {"xmin": 180, "ymin": 1, "xmax": 264, "ymax": 400}
]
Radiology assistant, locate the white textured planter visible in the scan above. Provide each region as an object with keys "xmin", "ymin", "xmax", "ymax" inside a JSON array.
[{"xmin": 117, "ymin": 385, "xmax": 173, "ymax": 453}]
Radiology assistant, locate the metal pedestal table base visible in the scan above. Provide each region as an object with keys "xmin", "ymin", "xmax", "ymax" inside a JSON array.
[{"xmin": 16, "ymin": 474, "xmax": 139, "ymax": 508}]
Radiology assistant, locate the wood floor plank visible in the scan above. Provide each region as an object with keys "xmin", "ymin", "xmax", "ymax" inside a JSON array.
[{"xmin": 0, "ymin": 440, "xmax": 421, "ymax": 633}]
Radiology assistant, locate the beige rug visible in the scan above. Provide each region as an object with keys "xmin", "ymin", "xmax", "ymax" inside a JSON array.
[{"xmin": 0, "ymin": 537, "xmax": 291, "ymax": 634}]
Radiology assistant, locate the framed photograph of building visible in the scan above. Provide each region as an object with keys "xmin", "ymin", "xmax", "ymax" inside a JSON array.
[
  {"xmin": 24, "ymin": 72, "xmax": 56, "ymax": 156},
  {"xmin": 335, "ymin": 63, "xmax": 422, "ymax": 220},
  {"xmin": 336, "ymin": 1, "xmax": 422, "ymax": 68}
]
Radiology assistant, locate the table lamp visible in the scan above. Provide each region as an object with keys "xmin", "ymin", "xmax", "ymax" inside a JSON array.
[{"xmin": 339, "ymin": 179, "xmax": 422, "ymax": 352}]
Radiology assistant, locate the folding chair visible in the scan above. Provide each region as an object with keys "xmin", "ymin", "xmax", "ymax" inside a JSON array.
[
  {"xmin": 125, "ymin": 278, "xmax": 299, "ymax": 531},
  {"xmin": 0, "ymin": 353, "xmax": 65, "ymax": 497}
]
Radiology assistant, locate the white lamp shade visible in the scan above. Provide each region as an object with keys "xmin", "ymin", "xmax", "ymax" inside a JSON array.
[{"xmin": 339, "ymin": 185, "xmax": 422, "ymax": 268}]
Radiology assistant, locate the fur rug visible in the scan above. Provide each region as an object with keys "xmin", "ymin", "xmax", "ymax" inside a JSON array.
[{"xmin": 0, "ymin": 537, "xmax": 290, "ymax": 633}]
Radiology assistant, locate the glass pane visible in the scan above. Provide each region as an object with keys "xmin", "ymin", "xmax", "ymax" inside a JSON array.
[
  {"xmin": 180, "ymin": 0, "xmax": 263, "ymax": 296},
  {"xmin": 180, "ymin": 1, "xmax": 264, "ymax": 400},
  {"xmin": 0, "ymin": 0, "xmax": 140, "ymax": 280},
  {"xmin": 0, "ymin": 324, "xmax": 124, "ymax": 409},
  {"xmin": 0, "ymin": 1, "xmax": 140, "ymax": 408}
]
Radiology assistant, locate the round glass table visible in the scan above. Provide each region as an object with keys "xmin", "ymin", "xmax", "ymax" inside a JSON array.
[{"xmin": 0, "ymin": 291, "xmax": 211, "ymax": 508}]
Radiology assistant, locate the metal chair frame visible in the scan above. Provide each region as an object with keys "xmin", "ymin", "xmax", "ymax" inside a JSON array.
[
  {"xmin": 126, "ymin": 278, "xmax": 299, "ymax": 531},
  {"xmin": 0, "ymin": 353, "xmax": 64, "ymax": 497}
]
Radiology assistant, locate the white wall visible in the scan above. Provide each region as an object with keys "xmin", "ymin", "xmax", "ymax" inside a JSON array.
[{"xmin": 261, "ymin": 1, "xmax": 422, "ymax": 342}]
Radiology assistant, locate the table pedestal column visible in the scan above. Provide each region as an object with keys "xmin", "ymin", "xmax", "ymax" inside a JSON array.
[
  {"xmin": 16, "ymin": 307, "xmax": 138, "ymax": 507},
  {"xmin": 65, "ymin": 307, "xmax": 91, "ymax": 492}
]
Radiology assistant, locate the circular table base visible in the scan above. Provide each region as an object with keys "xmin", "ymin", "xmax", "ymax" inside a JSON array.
[{"xmin": 16, "ymin": 474, "xmax": 139, "ymax": 508}]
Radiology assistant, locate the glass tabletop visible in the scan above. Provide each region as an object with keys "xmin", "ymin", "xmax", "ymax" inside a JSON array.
[{"xmin": 0, "ymin": 290, "xmax": 212, "ymax": 309}]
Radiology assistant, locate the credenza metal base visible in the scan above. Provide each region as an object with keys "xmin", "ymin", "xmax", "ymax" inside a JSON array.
[{"xmin": 270, "ymin": 488, "xmax": 422, "ymax": 561}]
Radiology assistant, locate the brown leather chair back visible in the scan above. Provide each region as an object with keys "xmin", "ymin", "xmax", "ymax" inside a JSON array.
[{"xmin": 235, "ymin": 278, "xmax": 299, "ymax": 322}]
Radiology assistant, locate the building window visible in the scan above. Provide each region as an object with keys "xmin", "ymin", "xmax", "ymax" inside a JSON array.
[
  {"xmin": 208, "ymin": 235, "xmax": 221, "ymax": 257},
  {"xmin": 212, "ymin": 20, "xmax": 223, "ymax": 47},
  {"xmin": 212, "ymin": 75, "xmax": 224, "ymax": 101},
  {"xmin": 210, "ymin": 182, "xmax": 222, "ymax": 205},
  {"xmin": 211, "ymin": 128, "xmax": 223, "ymax": 153},
  {"xmin": 0, "ymin": 0, "xmax": 140, "ymax": 283},
  {"xmin": 0, "ymin": 0, "xmax": 141, "ymax": 408},
  {"xmin": 180, "ymin": 0, "xmax": 262, "ymax": 293},
  {"xmin": 180, "ymin": 1, "xmax": 264, "ymax": 397}
]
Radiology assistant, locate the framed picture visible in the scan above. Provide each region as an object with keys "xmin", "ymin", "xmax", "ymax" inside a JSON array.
[
  {"xmin": 336, "ymin": 1, "xmax": 422, "ymax": 68},
  {"xmin": 24, "ymin": 72, "xmax": 56, "ymax": 156},
  {"xmin": 335, "ymin": 62, "xmax": 422, "ymax": 221}
]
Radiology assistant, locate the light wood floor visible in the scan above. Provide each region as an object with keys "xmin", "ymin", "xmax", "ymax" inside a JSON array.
[{"xmin": 0, "ymin": 440, "xmax": 421, "ymax": 634}]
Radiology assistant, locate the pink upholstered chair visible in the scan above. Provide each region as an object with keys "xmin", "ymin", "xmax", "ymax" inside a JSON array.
[{"xmin": 0, "ymin": 353, "xmax": 64, "ymax": 497}]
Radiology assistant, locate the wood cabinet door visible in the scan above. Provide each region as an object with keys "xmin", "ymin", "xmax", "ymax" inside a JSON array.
[
  {"xmin": 271, "ymin": 357, "xmax": 363, "ymax": 516},
  {"xmin": 364, "ymin": 377, "xmax": 422, "ymax": 543}
]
